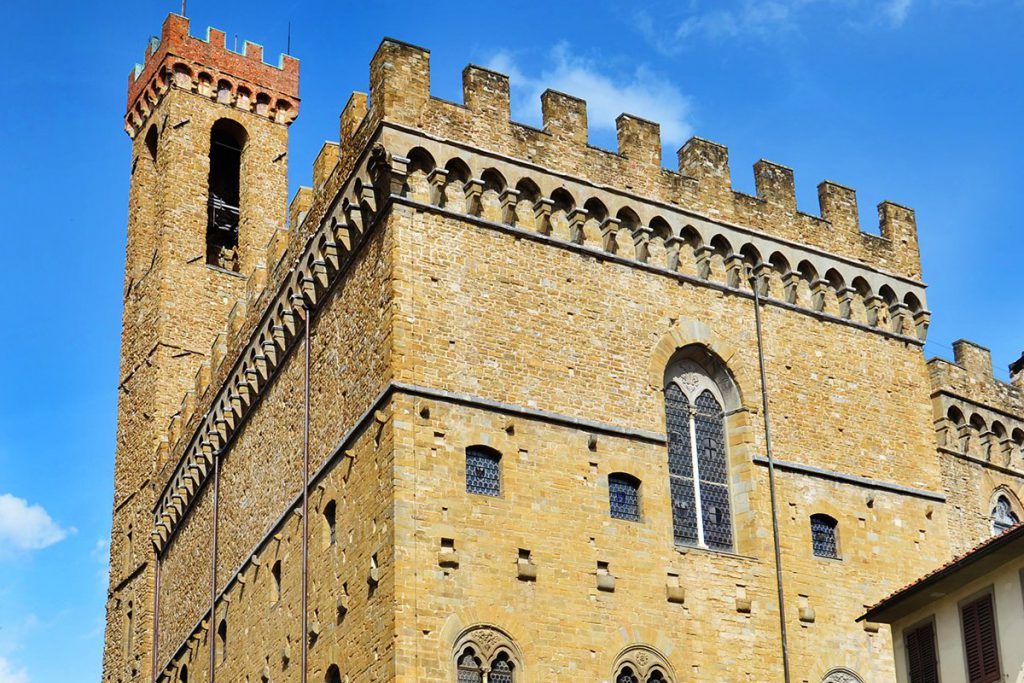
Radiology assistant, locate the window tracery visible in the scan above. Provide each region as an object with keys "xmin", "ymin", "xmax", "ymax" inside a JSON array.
[{"xmin": 453, "ymin": 626, "xmax": 522, "ymax": 683}]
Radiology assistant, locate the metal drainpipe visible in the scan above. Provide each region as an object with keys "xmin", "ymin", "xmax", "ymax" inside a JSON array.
[
  {"xmin": 152, "ymin": 554, "xmax": 161, "ymax": 683},
  {"xmin": 300, "ymin": 305, "xmax": 311, "ymax": 683},
  {"xmin": 749, "ymin": 271, "xmax": 791, "ymax": 683},
  {"xmin": 209, "ymin": 450, "xmax": 221, "ymax": 682}
]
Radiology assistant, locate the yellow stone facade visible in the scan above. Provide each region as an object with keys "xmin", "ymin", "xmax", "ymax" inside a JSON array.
[{"xmin": 103, "ymin": 15, "xmax": 1024, "ymax": 683}]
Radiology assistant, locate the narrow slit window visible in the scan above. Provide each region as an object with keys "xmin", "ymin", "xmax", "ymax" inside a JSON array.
[
  {"xmin": 609, "ymin": 473, "xmax": 641, "ymax": 521},
  {"xmin": 323, "ymin": 500, "xmax": 337, "ymax": 547},
  {"xmin": 465, "ymin": 446, "xmax": 501, "ymax": 497}
]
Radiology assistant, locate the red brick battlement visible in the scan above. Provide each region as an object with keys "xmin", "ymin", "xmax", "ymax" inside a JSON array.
[{"xmin": 125, "ymin": 14, "xmax": 299, "ymax": 136}]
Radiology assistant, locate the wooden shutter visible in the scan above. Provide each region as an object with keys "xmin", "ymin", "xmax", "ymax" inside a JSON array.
[
  {"xmin": 962, "ymin": 594, "xmax": 1001, "ymax": 683},
  {"xmin": 905, "ymin": 621, "xmax": 939, "ymax": 683}
]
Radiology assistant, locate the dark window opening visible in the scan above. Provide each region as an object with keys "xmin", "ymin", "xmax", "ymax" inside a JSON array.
[
  {"xmin": 325, "ymin": 664, "xmax": 341, "ymax": 683},
  {"xmin": 905, "ymin": 620, "xmax": 939, "ymax": 683},
  {"xmin": 271, "ymin": 559, "xmax": 282, "ymax": 603},
  {"xmin": 466, "ymin": 446, "xmax": 502, "ymax": 497},
  {"xmin": 216, "ymin": 619, "xmax": 227, "ymax": 665},
  {"xmin": 609, "ymin": 473, "xmax": 641, "ymax": 521},
  {"xmin": 207, "ymin": 119, "xmax": 246, "ymax": 271},
  {"xmin": 178, "ymin": 664, "xmax": 188, "ymax": 683},
  {"xmin": 962, "ymin": 593, "xmax": 1000, "ymax": 683},
  {"xmin": 324, "ymin": 500, "xmax": 337, "ymax": 547},
  {"xmin": 810, "ymin": 514, "xmax": 839, "ymax": 559},
  {"xmin": 145, "ymin": 125, "xmax": 158, "ymax": 162}
]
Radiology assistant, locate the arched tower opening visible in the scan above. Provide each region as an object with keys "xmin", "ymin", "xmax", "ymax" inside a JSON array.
[{"xmin": 207, "ymin": 119, "xmax": 248, "ymax": 271}]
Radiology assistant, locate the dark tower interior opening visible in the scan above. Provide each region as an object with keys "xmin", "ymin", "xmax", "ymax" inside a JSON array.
[{"xmin": 207, "ymin": 119, "xmax": 247, "ymax": 271}]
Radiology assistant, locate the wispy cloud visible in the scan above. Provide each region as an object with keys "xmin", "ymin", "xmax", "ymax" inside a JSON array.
[
  {"xmin": 486, "ymin": 44, "xmax": 694, "ymax": 153},
  {"xmin": 635, "ymin": 0, "xmax": 917, "ymax": 52},
  {"xmin": 0, "ymin": 657, "xmax": 28, "ymax": 683},
  {"xmin": 0, "ymin": 494, "xmax": 73, "ymax": 556}
]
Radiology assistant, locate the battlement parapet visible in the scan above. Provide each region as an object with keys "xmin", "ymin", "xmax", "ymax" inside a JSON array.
[
  {"xmin": 928, "ymin": 340, "xmax": 1024, "ymax": 468},
  {"xmin": 125, "ymin": 14, "xmax": 299, "ymax": 137},
  {"xmin": 296, "ymin": 38, "xmax": 923, "ymax": 280}
]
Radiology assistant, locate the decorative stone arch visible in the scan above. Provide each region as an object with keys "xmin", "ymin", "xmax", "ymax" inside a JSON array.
[
  {"xmin": 822, "ymin": 668, "xmax": 863, "ymax": 683},
  {"xmin": 649, "ymin": 319, "xmax": 758, "ymax": 553},
  {"xmin": 450, "ymin": 624, "xmax": 525, "ymax": 682},
  {"xmin": 989, "ymin": 486, "xmax": 1022, "ymax": 534},
  {"xmin": 612, "ymin": 645, "xmax": 676, "ymax": 682}
]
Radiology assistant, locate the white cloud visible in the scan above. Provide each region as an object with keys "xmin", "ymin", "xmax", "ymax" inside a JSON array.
[
  {"xmin": 0, "ymin": 494, "xmax": 72, "ymax": 555},
  {"xmin": 883, "ymin": 0, "xmax": 914, "ymax": 26},
  {"xmin": 486, "ymin": 45, "xmax": 694, "ymax": 153},
  {"xmin": 0, "ymin": 657, "xmax": 28, "ymax": 683},
  {"xmin": 636, "ymin": 0, "xmax": 921, "ymax": 51}
]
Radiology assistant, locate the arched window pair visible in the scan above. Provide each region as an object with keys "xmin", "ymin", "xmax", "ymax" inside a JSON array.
[
  {"xmin": 991, "ymin": 494, "xmax": 1020, "ymax": 535},
  {"xmin": 664, "ymin": 354, "xmax": 735, "ymax": 551},
  {"xmin": 453, "ymin": 627, "xmax": 521, "ymax": 683},
  {"xmin": 613, "ymin": 646, "xmax": 674, "ymax": 683}
]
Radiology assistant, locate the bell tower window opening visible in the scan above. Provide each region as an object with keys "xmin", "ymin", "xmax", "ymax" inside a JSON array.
[{"xmin": 207, "ymin": 119, "xmax": 247, "ymax": 272}]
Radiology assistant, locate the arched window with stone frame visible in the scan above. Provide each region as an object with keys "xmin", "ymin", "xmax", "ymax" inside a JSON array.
[
  {"xmin": 452, "ymin": 625, "xmax": 523, "ymax": 683},
  {"xmin": 821, "ymin": 668, "xmax": 863, "ymax": 683},
  {"xmin": 612, "ymin": 645, "xmax": 675, "ymax": 683},
  {"xmin": 991, "ymin": 493, "xmax": 1020, "ymax": 535},
  {"xmin": 663, "ymin": 347, "xmax": 740, "ymax": 551}
]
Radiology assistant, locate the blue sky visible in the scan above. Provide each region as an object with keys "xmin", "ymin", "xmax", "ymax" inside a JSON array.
[{"xmin": 1, "ymin": 1, "xmax": 1021, "ymax": 681}]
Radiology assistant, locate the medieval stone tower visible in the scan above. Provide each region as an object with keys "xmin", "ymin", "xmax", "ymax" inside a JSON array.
[
  {"xmin": 104, "ymin": 14, "xmax": 1024, "ymax": 683},
  {"xmin": 105, "ymin": 14, "xmax": 297, "ymax": 683}
]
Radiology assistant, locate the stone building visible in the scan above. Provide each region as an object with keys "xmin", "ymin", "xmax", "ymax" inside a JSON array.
[{"xmin": 102, "ymin": 13, "xmax": 1024, "ymax": 683}]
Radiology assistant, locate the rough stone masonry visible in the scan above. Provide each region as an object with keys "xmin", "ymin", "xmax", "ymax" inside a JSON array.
[{"xmin": 103, "ymin": 13, "xmax": 1024, "ymax": 683}]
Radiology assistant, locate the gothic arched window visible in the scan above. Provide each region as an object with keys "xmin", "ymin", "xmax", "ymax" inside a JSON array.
[
  {"xmin": 665, "ymin": 358, "xmax": 734, "ymax": 551},
  {"xmin": 612, "ymin": 646, "xmax": 674, "ymax": 683},
  {"xmin": 452, "ymin": 626, "xmax": 522, "ymax": 683},
  {"xmin": 810, "ymin": 514, "xmax": 839, "ymax": 559},
  {"xmin": 991, "ymin": 494, "xmax": 1019, "ymax": 535}
]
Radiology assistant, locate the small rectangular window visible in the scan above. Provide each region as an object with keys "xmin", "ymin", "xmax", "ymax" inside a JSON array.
[
  {"xmin": 466, "ymin": 446, "xmax": 501, "ymax": 497},
  {"xmin": 608, "ymin": 474, "xmax": 641, "ymax": 521}
]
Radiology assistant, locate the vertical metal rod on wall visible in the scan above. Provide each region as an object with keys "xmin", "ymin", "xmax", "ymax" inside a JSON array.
[
  {"xmin": 749, "ymin": 271, "xmax": 791, "ymax": 683},
  {"xmin": 152, "ymin": 555, "xmax": 161, "ymax": 683},
  {"xmin": 300, "ymin": 306, "xmax": 311, "ymax": 683},
  {"xmin": 209, "ymin": 451, "xmax": 221, "ymax": 683}
]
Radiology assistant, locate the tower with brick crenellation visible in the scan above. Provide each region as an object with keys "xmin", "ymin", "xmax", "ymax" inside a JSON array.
[{"xmin": 103, "ymin": 14, "xmax": 298, "ymax": 683}]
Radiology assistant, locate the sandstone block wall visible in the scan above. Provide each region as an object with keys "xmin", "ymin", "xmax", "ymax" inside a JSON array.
[{"xmin": 106, "ymin": 18, "xmax": 1012, "ymax": 683}]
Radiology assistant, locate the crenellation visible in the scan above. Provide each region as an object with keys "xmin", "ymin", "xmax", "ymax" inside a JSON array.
[
  {"xmin": 616, "ymin": 114, "xmax": 661, "ymax": 168},
  {"xmin": 313, "ymin": 142, "xmax": 340, "ymax": 191},
  {"xmin": 753, "ymin": 159, "xmax": 797, "ymax": 213},
  {"xmin": 369, "ymin": 38, "xmax": 430, "ymax": 126},
  {"xmin": 462, "ymin": 65, "xmax": 511, "ymax": 120},
  {"xmin": 541, "ymin": 89, "xmax": 588, "ymax": 145},
  {"xmin": 818, "ymin": 181, "xmax": 860, "ymax": 235},
  {"xmin": 125, "ymin": 14, "xmax": 298, "ymax": 136}
]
